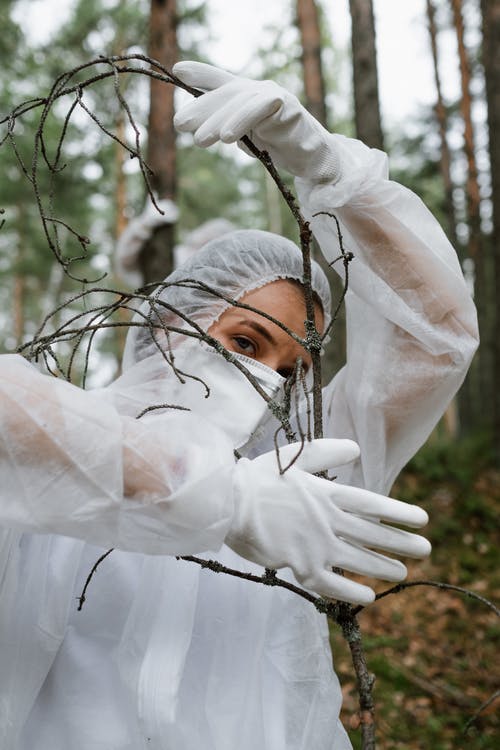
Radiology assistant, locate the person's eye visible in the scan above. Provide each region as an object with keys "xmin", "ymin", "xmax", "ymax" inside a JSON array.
[{"xmin": 232, "ymin": 336, "xmax": 257, "ymax": 356}]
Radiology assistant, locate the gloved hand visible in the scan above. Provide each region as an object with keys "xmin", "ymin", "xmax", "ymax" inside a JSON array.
[
  {"xmin": 173, "ymin": 61, "xmax": 341, "ymax": 184},
  {"xmin": 225, "ymin": 439, "xmax": 431, "ymax": 605}
]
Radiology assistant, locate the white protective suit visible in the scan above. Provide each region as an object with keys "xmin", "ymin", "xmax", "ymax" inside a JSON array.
[{"xmin": 0, "ymin": 69, "xmax": 478, "ymax": 750}]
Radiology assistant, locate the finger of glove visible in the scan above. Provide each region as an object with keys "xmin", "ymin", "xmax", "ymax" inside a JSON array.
[
  {"xmin": 191, "ymin": 92, "xmax": 262, "ymax": 147},
  {"xmin": 271, "ymin": 439, "xmax": 360, "ymax": 475},
  {"xmin": 219, "ymin": 91, "xmax": 283, "ymax": 143},
  {"xmin": 322, "ymin": 481, "xmax": 429, "ymax": 528},
  {"xmin": 327, "ymin": 536, "xmax": 408, "ymax": 581},
  {"xmin": 298, "ymin": 567, "xmax": 375, "ymax": 605},
  {"xmin": 172, "ymin": 61, "xmax": 236, "ymax": 91},
  {"xmin": 332, "ymin": 512, "xmax": 432, "ymax": 559},
  {"xmin": 174, "ymin": 84, "xmax": 242, "ymax": 134}
]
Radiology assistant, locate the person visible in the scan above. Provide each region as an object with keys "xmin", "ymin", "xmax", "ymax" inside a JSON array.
[
  {"xmin": 0, "ymin": 61, "xmax": 478, "ymax": 750},
  {"xmin": 115, "ymin": 206, "xmax": 236, "ymax": 285}
]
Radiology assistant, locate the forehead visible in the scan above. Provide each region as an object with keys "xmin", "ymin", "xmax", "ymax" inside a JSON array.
[{"xmin": 242, "ymin": 280, "xmax": 323, "ymax": 328}]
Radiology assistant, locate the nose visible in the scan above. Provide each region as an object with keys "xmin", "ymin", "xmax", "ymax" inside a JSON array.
[{"xmin": 257, "ymin": 353, "xmax": 283, "ymax": 373}]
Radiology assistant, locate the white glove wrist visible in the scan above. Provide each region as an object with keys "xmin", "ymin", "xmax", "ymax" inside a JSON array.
[
  {"xmin": 225, "ymin": 439, "xmax": 431, "ymax": 606},
  {"xmin": 173, "ymin": 62, "xmax": 342, "ymax": 186}
]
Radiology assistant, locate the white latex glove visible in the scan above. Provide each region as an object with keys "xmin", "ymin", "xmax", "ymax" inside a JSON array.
[
  {"xmin": 226, "ymin": 439, "xmax": 431, "ymax": 605},
  {"xmin": 173, "ymin": 61, "xmax": 341, "ymax": 183}
]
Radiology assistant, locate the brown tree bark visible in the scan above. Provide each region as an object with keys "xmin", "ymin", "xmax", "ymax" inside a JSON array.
[
  {"xmin": 115, "ymin": 110, "xmax": 130, "ymax": 357},
  {"xmin": 295, "ymin": 0, "xmax": 346, "ymax": 380},
  {"xmin": 426, "ymin": 0, "xmax": 460, "ymax": 438},
  {"xmin": 450, "ymin": 0, "xmax": 487, "ymax": 428},
  {"xmin": 296, "ymin": 0, "xmax": 328, "ymax": 127},
  {"xmin": 13, "ymin": 272, "xmax": 24, "ymax": 346},
  {"xmin": 426, "ymin": 0, "xmax": 458, "ymax": 248},
  {"xmin": 480, "ymin": 0, "xmax": 500, "ymax": 461},
  {"xmin": 13, "ymin": 213, "xmax": 25, "ymax": 346},
  {"xmin": 115, "ymin": 113, "xmax": 128, "ymax": 241},
  {"xmin": 451, "ymin": 0, "xmax": 482, "ymax": 259},
  {"xmin": 140, "ymin": 0, "xmax": 178, "ymax": 285},
  {"xmin": 348, "ymin": 0, "xmax": 384, "ymax": 150}
]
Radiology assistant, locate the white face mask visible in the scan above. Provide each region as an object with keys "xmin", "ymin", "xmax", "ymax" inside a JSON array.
[{"xmin": 164, "ymin": 344, "xmax": 285, "ymax": 449}]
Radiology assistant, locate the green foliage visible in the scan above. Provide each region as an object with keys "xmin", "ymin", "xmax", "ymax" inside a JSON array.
[
  {"xmin": 177, "ymin": 146, "xmax": 258, "ymax": 232},
  {"xmin": 405, "ymin": 430, "xmax": 493, "ymax": 487},
  {"xmin": 388, "ymin": 122, "xmax": 449, "ymax": 233},
  {"xmin": 0, "ymin": 0, "xmax": 220, "ymax": 361}
]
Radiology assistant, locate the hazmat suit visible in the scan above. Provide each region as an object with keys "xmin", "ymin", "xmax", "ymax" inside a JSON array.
[{"xmin": 0, "ymin": 62, "xmax": 478, "ymax": 750}]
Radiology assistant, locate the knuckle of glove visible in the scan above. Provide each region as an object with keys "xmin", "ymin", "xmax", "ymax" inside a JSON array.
[{"xmin": 258, "ymin": 79, "xmax": 286, "ymax": 109}]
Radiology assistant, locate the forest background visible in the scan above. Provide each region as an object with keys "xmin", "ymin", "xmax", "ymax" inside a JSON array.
[{"xmin": 0, "ymin": 0, "xmax": 498, "ymax": 748}]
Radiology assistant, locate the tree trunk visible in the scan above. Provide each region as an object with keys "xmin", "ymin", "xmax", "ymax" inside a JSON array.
[
  {"xmin": 480, "ymin": 0, "xmax": 500, "ymax": 462},
  {"xmin": 115, "ymin": 112, "xmax": 128, "ymax": 241},
  {"xmin": 140, "ymin": 0, "xmax": 178, "ymax": 285},
  {"xmin": 13, "ymin": 214, "xmax": 25, "ymax": 347},
  {"xmin": 451, "ymin": 0, "xmax": 482, "ymax": 260},
  {"xmin": 348, "ymin": 0, "xmax": 384, "ymax": 150},
  {"xmin": 13, "ymin": 272, "xmax": 24, "ymax": 347},
  {"xmin": 426, "ymin": 0, "xmax": 461, "ymax": 438},
  {"xmin": 115, "ymin": 110, "xmax": 131, "ymax": 358},
  {"xmin": 450, "ymin": 0, "xmax": 487, "ymax": 430},
  {"xmin": 296, "ymin": 0, "xmax": 346, "ymax": 381},
  {"xmin": 296, "ymin": 0, "xmax": 328, "ymax": 126},
  {"xmin": 426, "ymin": 0, "xmax": 458, "ymax": 248}
]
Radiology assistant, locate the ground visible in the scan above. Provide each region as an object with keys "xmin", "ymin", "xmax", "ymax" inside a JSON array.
[{"xmin": 330, "ymin": 436, "xmax": 499, "ymax": 749}]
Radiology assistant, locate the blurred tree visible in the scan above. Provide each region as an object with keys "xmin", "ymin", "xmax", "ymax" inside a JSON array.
[
  {"xmin": 295, "ymin": 0, "xmax": 347, "ymax": 381},
  {"xmin": 139, "ymin": 0, "xmax": 178, "ymax": 285},
  {"xmin": 426, "ymin": 0, "xmax": 461, "ymax": 438},
  {"xmin": 426, "ymin": 0, "xmax": 458, "ymax": 248},
  {"xmin": 451, "ymin": 0, "xmax": 482, "ymax": 267},
  {"xmin": 348, "ymin": 0, "xmax": 384, "ymax": 150},
  {"xmin": 450, "ymin": 0, "xmax": 489, "ymax": 432},
  {"xmin": 480, "ymin": 0, "xmax": 500, "ymax": 463},
  {"xmin": 0, "ymin": 1, "xmax": 110, "ymax": 353},
  {"xmin": 296, "ymin": 0, "xmax": 328, "ymax": 126}
]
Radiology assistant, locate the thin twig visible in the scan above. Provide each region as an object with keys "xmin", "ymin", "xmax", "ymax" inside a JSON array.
[
  {"xmin": 77, "ymin": 548, "xmax": 114, "ymax": 611},
  {"xmin": 352, "ymin": 579, "xmax": 500, "ymax": 618}
]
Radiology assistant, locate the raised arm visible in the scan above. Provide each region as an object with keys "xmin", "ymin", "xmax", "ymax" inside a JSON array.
[
  {"xmin": 295, "ymin": 136, "xmax": 478, "ymax": 492},
  {"xmin": 172, "ymin": 61, "xmax": 479, "ymax": 494}
]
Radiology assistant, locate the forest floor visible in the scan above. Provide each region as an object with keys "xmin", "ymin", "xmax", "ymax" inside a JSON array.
[{"xmin": 330, "ymin": 434, "xmax": 499, "ymax": 749}]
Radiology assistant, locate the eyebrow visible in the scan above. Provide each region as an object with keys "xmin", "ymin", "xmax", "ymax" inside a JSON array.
[{"xmin": 237, "ymin": 319, "xmax": 276, "ymax": 345}]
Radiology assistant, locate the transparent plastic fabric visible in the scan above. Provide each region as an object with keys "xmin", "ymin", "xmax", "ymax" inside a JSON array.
[
  {"xmin": 174, "ymin": 218, "xmax": 236, "ymax": 267},
  {"xmin": 296, "ymin": 132, "xmax": 478, "ymax": 495},
  {"xmin": 0, "ymin": 354, "xmax": 235, "ymax": 553},
  {"xmin": 0, "ymin": 133, "xmax": 478, "ymax": 749}
]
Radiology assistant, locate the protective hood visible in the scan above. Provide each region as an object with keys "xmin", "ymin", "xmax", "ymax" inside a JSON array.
[{"xmin": 123, "ymin": 229, "xmax": 332, "ymax": 369}]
